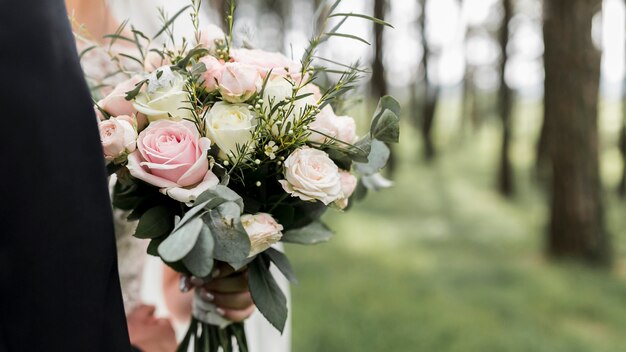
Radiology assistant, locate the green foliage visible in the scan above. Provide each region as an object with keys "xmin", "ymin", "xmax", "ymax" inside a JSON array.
[
  {"xmin": 135, "ymin": 206, "xmax": 174, "ymax": 239},
  {"xmin": 158, "ymin": 217, "xmax": 204, "ymax": 263},
  {"xmin": 263, "ymin": 248, "xmax": 299, "ymax": 285},
  {"xmin": 182, "ymin": 225, "xmax": 215, "ymax": 278},
  {"xmin": 282, "ymin": 220, "xmax": 334, "ymax": 245},
  {"xmin": 248, "ymin": 255, "xmax": 288, "ymax": 333}
]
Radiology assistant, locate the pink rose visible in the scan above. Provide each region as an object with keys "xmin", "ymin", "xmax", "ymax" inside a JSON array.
[
  {"xmin": 308, "ymin": 106, "xmax": 357, "ymax": 145},
  {"xmin": 200, "ymin": 24, "xmax": 226, "ymax": 54},
  {"xmin": 279, "ymin": 147, "xmax": 343, "ymax": 205},
  {"xmin": 335, "ymin": 170, "xmax": 358, "ymax": 209},
  {"xmin": 127, "ymin": 120, "xmax": 219, "ymax": 203},
  {"xmin": 200, "ymin": 56, "xmax": 225, "ymax": 92},
  {"xmin": 98, "ymin": 76, "xmax": 143, "ymax": 117},
  {"xmin": 231, "ymin": 48, "xmax": 303, "ymax": 80},
  {"xmin": 218, "ymin": 62, "xmax": 260, "ymax": 103},
  {"xmin": 241, "ymin": 213, "xmax": 284, "ymax": 257},
  {"xmin": 99, "ymin": 115, "xmax": 137, "ymax": 162}
]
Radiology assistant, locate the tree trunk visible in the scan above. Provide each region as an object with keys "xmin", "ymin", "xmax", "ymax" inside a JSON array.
[
  {"xmin": 618, "ymin": 104, "xmax": 626, "ymax": 199},
  {"xmin": 419, "ymin": 0, "xmax": 439, "ymax": 160},
  {"xmin": 498, "ymin": 0, "xmax": 514, "ymax": 196},
  {"xmin": 372, "ymin": 0, "xmax": 396, "ymax": 174},
  {"xmin": 619, "ymin": 0, "xmax": 626, "ymax": 198},
  {"xmin": 544, "ymin": 0, "xmax": 610, "ymax": 265},
  {"xmin": 211, "ymin": 0, "xmax": 226, "ymax": 28}
]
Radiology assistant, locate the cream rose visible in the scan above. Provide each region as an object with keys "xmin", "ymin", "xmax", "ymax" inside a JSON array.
[
  {"xmin": 205, "ymin": 102, "xmax": 257, "ymax": 159},
  {"xmin": 218, "ymin": 62, "xmax": 261, "ymax": 103},
  {"xmin": 279, "ymin": 147, "xmax": 343, "ymax": 205},
  {"xmin": 133, "ymin": 66, "xmax": 194, "ymax": 122},
  {"xmin": 308, "ymin": 105, "xmax": 357, "ymax": 145},
  {"xmin": 334, "ymin": 170, "xmax": 358, "ymax": 209},
  {"xmin": 127, "ymin": 120, "xmax": 218, "ymax": 203},
  {"xmin": 241, "ymin": 213, "xmax": 284, "ymax": 257},
  {"xmin": 99, "ymin": 115, "xmax": 137, "ymax": 162}
]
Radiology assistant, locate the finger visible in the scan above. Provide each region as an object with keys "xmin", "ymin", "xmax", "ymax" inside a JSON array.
[
  {"xmin": 203, "ymin": 273, "xmax": 248, "ymax": 293},
  {"xmin": 131, "ymin": 305, "xmax": 156, "ymax": 320},
  {"xmin": 219, "ymin": 304, "xmax": 256, "ymax": 323},
  {"xmin": 211, "ymin": 292, "xmax": 253, "ymax": 310}
]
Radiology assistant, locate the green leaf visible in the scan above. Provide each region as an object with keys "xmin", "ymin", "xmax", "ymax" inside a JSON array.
[
  {"xmin": 325, "ymin": 148, "xmax": 352, "ymax": 170},
  {"xmin": 263, "ymin": 248, "xmax": 298, "ymax": 285},
  {"xmin": 158, "ymin": 217, "xmax": 203, "ymax": 262},
  {"xmin": 282, "ymin": 221, "xmax": 334, "ymax": 245},
  {"xmin": 152, "ymin": 5, "xmax": 192, "ymax": 39},
  {"xmin": 134, "ymin": 206, "xmax": 174, "ymax": 239},
  {"xmin": 195, "ymin": 185, "xmax": 244, "ymax": 210},
  {"xmin": 370, "ymin": 96, "xmax": 401, "ymax": 144},
  {"xmin": 326, "ymin": 32, "xmax": 370, "ymax": 45},
  {"xmin": 146, "ymin": 237, "xmax": 164, "ymax": 257},
  {"xmin": 124, "ymin": 79, "xmax": 148, "ymax": 101},
  {"xmin": 329, "ymin": 13, "xmax": 395, "ymax": 28},
  {"xmin": 346, "ymin": 135, "xmax": 372, "ymax": 163},
  {"xmin": 182, "ymin": 225, "xmax": 215, "ymax": 278},
  {"xmin": 173, "ymin": 200, "xmax": 210, "ymax": 232},
  {"xmin": 354, "ymin": 139, "xmax": 390, "ymax": 176},
  {"xmin": 248, "ymin": 256, "xmax": 288, "ymax": 333},
  {"xmin": 204, "ymin": 203, "xmax": 251, "ymax": 264},
  {"xmin": 371, "ymin": 110, "xmax": 400, "ymax": 144}
]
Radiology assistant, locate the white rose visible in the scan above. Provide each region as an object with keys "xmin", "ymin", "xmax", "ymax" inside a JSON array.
[
  {"xmin": 205, "ymin": 102, "xmax": 258, "ymax": 159},
  {"xmin": 262, "ymin": 80, "xmax": 318, "ymax": 136},
  {"xmin": 279, "ymin": 147, "xmax": 343, "ymax": 205},
  {"xmin": 99, "ymin": 115, "xmax": 137, "ymax": 162},
  {"xmin": 308, "ymin": 105, "xmax": 357, "ymax": 145},
  {"xmin": 241, "ymin": 213, "xmax": 284, "ymax": 257},
  {"xmin": 133, "ymin": 66, "xmax": 194, "ymax": 122},
  {"xmin": 334, "ymin": 170, "xmax": 358, "ymax": 209}
]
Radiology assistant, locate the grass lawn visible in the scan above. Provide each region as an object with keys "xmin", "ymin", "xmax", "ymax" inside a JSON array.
[{"xmin": 288, "ymin": 104, "xmax": 626, "ymax": 352}]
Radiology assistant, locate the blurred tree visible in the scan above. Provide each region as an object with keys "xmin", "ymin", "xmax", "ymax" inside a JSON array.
[
  {"xmin": 497, "ymin": 0, "xmax": 514, "ymax": 196},
  {"xmin": 261, "ymin": 0, "xmax": 287, "ymax": 52},
  {"xmin": 460, "ymin": 25, "xmax": 482, "ymax": 134},
  {"xmin": 372, "ymin": 0, "xmax": 396, "ymax": 174},
  {"xmin": 618, "ymin": 0, "xmax": 626, "ymax": 199},
  {"xmin": 210, "ymin": 0, "xmax": 226, "ymax": 27},
  {"xmin": 418, "ymin": 0, "xmax": 439, "ymax": 161},
  {"xmin": 543, "ymin": 0, "xmax": 611, "ymax": 265}
]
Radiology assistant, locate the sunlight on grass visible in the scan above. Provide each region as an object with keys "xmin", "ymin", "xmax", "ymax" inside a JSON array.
[{"xmin": 288, "ymin": 101, "xmax": 626, "ymax": 352}]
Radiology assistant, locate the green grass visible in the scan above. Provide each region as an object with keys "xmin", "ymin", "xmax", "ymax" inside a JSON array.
[{"xmin": 288, "ymin": 101, "xmax": 626, "ymax": 352}]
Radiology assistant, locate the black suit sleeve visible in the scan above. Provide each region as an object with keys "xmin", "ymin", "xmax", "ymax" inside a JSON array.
[{"xmin": 0, "ymin": 1, "xmax": 131, "ymax": 351}]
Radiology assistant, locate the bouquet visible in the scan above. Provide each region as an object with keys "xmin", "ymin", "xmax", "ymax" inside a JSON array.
[{"xmin": 86, "ymin": 1, "xmax": 400, "ymax": 351}]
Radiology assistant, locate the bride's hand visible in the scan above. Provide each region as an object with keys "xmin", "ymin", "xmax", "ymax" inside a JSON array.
[
  {"xmin": 127, "ymin": 305, "xmax": 177, "ymax": 352},
  {"xmin": 197, "ymin": 262, "xmax": 256, "ymax": 323}
]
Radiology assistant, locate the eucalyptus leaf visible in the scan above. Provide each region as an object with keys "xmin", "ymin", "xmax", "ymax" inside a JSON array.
[
  {"xmin": 195, "ymin": 185, "xmax": 244, "ymax": 210},
  {"xmin": 248, "ymin": 257, "xmax": 288, "ymax": 333},
  {"xmin": 263, "ymin": 248, "xmax": 298, "ymax": 285},
  {"xmin": 204, "ymin": 204, "xmax": 251, "ymax": 263},
  {"xmin": 371, "ymin": 110, "xmax": 400, "ymax": 144},
  {"xmin": 354, "ymin": 139, "xmax": 390, "ymax": 176},
  {"xmin": 158, "ymin": 217, "xmax": 203, "ymax": 262},
  {"xmin": 135, "ymin": 206, "xmax": 174, "ymax": 239},
  {"xmin": 182, "ymin": 225, "xmax": 215, "ymax": 278},
  {"xmin": 282, "ymin": 221, "xmax": 334, "ymax": 245},
  {"xmin": 173, "ymin": 200, "xmax": 210, "ymax": 232}
]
